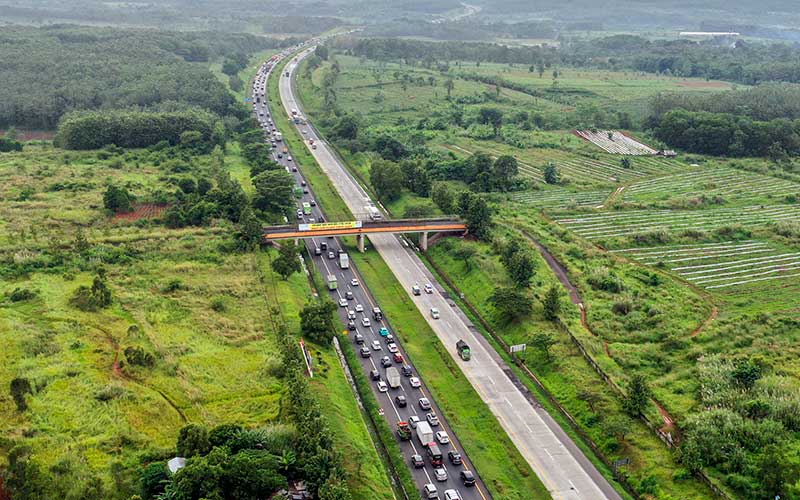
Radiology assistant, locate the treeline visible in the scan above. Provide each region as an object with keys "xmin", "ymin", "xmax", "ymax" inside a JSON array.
[
  {"xmin": 337, "ymin": 37, "xmax": 558, "ymax": 66},
  {"xmin": 0, "ymin": 25, "xmax": 287, "ymax": 129},
  {"xmin": 654, "ymin": 109, "xmax": 800, "ymax": 158},
  {"xmin": 54, "ymin": 109, "xmax": 221, "ymax": 150},
  {"xmin": 565, "ymin": 35, "xmax": 800, "ymax": 86},
  {"xmin": 650, "ymin": 83, "xmax": 800, "ymax": 121}
]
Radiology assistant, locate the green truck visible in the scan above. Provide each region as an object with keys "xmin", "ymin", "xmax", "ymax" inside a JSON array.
[
  {"xmin": 456, "ymin": 340, "xmax": 471, "ymax": 361},
  {"xmin": 327, "ymin": 274, "xmax": 337, "ymax": 291}
]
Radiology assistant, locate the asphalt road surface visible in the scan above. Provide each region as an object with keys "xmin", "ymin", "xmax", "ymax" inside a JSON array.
[
  {"xmin": 277, "ymin": 47, "xmax": 622, "ymax": 500},
  {"xmin": 253, "ymin": 47, "xmax": 489, "ymax": 500}
]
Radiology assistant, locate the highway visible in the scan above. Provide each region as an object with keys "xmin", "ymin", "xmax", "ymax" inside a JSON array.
[
  {"xmin": 278, "ymin": 47, "xmax": 623, "ymax": 500},
  {"xmin": 254, "ymin": 46, "xmax": 489, "ymax": 500}
]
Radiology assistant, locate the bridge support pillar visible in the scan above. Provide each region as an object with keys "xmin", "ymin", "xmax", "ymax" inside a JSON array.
[
  {"xmin": 357, "ymin": 234, "xmax": 365, "ymax": 253},
  {"xmin": 420, "ymin": 232, "xmax": 429, "ymax": 252}
]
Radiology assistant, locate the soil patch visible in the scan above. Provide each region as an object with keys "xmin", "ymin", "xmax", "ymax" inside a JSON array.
[{"xmin": 113, "ymin": 203, "xmax": 169, "ymax": 222}]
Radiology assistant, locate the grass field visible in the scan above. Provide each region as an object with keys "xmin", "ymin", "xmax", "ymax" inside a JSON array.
[{"xmin": 0, "ymin": 141, "xmax": 393, "ymax": 498}]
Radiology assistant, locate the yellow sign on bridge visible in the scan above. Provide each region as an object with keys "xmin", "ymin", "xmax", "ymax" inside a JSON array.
[{"xmin": 299, "ymin": 221, "xmax": 363, "ymax": 232}]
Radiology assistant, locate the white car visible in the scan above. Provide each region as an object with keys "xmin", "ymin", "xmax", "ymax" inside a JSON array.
[
  {"xmin": 409, "ymin": 415, "xmax": 420, "ymax": 428},
  {"xmin": 287, "ymin": 156, "xmax": 293, "ymax": 162},
  {"xmin": 351, "ymin": 278, "xmax": 360, "ymax": 286},
  {"xmin": 377, "ymin": 380, "xmax": 388, "ymax": 393},
  {"xmin": 410, "ymin": 377, "xmax": 421, "ymax": 388},
  {"xmin": 347, "ymin": 310, "xmax": 356, "ymax": 320},
  {"xmin": 339, "ymin": 298, "xmax": 348, "ymax": 307},
  {"xmin": 430, "ymin": 307, "xmax": 440, "ymax": 319},
  {"xmin": 355, "ymin": 304, "xmax": 364, "ymax": 313},
  {"xmin": 361, "ymin": 317, "xmax": 371, "ymax": 327},
  {"xmin": 435, "ymin": 431, "xmax": 450, "ymax": 444},
  {"xmin": 425, "ymin": 283, "xmax": 434, "ymax": 294},
  {"xmin": 387, "ymin": 343, "xmax": 399, "ymax": 353},
  {"xmin": 433, "ymin": 467, "xmax": 448, "ymax": 482},
  {"xmin": 444, "ymin": 490, "xmax": 461, "ymax": 500},
  {"xmin": 371, "ymin": 341, "xmax": 382, "ymax": 351}
]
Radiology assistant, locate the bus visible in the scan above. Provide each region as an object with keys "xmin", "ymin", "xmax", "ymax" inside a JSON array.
[
  {"xmin": 294, "ymin": 186, "xmax": 303, "ymax": 199},
  {"xmin": 302, "ymin": 202, "xmax": 312, "ymax": 215}
]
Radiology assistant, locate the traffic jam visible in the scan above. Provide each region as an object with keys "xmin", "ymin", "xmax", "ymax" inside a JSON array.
[{"xmin": 251, "ymin": 48, "xmax": 485, "ymax": 500}]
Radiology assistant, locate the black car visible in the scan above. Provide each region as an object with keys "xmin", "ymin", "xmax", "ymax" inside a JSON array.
[
  {"xmin": 395, "ymin": 395, "xmax": 407, "ymax": 407},
  {"xmin": 370, "ymin": 369, "xmax": 380, "ymax": 381},
  {"xmin": 448, "ymin": 451, "xmax": 462, "ymax": 465},
  {"xmin": 381, "ymin": 356, "xmax": 392, "ymax": 367},
  {"xmin": 354, "ymin": 333, "xmax": 364, "ymax": 344},
  {"xmin": 277, "ymin": 153, "xmax": 283, "ymax": 158},
  {"xmin": 460, "ymin": 470, "xmax": 476, "ymax": 487},
  {"xmin": 411, "ymin": 454, "xmax": 425, "ymax": 469},
  {"xmin": 320, "ymin": 241, "xmax": 327, "ymax": 251},
  {"xmin": 348, "ymin": 320, "xmax": 356, "ymax": 331},
  {"xmin": 401, "ymin": 365, "xmax": 413, "ymax": 377}
]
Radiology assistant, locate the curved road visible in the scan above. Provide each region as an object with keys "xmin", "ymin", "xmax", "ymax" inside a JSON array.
[{"xmin": 280, "ymin": 48, "xmax": 622, "ymax": 500}]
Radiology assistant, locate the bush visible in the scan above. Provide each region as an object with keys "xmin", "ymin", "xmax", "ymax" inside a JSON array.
[
  {"xmin": 8, "ymin": 288, "xmax": 37, "ymax": 302},
  {"xmin": 587, "ymin": 267, "xmax": 625, "ymax": 293},
  {"xmin": 69, "ymin": 274, "xmax": 113, "ymax": 311}
]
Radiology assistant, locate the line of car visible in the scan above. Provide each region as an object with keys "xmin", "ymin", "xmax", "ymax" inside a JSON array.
[{"xmin": 255, "ymin": 46, "xmax": 480, "ymax": 500}]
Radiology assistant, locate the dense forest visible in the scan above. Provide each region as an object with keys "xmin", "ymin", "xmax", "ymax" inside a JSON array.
[
  {"xmin": 650, "ymin": 84, "xmax": 800, "ymax": 121},
  {"xmin": 0, "ymin": 25, "xmax": 291, "ymax": 129}
]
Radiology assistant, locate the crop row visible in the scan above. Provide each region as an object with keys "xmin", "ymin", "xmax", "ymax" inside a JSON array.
[
  {"xmin": 615, "ymin": 241, "xmax": 800, "ymax": 290},
  {"xmin": 510, "ymin": 189, "xmax": 609, "ymax": 208},
  {"xmin": 574, "ymin": 129, "xmax": 658, "ymax": 155},
  {"xmin": 627, "ymin": 166, "xmax": 800, "ymax": 200},
  {"xmin": 555, "ymin": 205, "xmax": 800, "ymax": 239}
]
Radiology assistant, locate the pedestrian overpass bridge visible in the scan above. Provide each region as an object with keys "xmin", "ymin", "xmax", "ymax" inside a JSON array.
[{"xmin": 263, "ymin": 218, "xmax": 467, "ymax": 251}]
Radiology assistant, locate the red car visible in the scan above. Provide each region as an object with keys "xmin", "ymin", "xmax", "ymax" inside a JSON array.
[{"xmin": 393, "ymin": 352, "xmax": 404, "ymax": 363}]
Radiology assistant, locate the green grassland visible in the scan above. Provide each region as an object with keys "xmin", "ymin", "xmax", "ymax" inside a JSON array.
[{"xmin": 0, "ymin": 142, "xmax": 393, "ymax": 498}]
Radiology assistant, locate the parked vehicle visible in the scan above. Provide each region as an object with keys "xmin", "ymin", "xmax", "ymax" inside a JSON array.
[
  {"xmin": 416, "ymin": 421, "xmax": 434, "ymax": 445},
  {"xmin": 456, "ymin": 340, "xmax": 471, "ymax": 361},
  {"xmin": 386, "ymin": 367, "xmax": 401, "ymax": 389}
]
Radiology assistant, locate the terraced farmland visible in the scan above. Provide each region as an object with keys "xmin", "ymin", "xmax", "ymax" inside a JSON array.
[
  {"xmin": 510, "ymin": 188, "xmax": 610, "ymax": 208},
  {"xmin": 626, "ymin": 166, "xmax": 800, "ymax": 203},
  {"xmin": 613, "ymin": 240, "xmax": 800, "ymax": 290},
  {"xmin": 554, "ymin": 205, "xmax": 800, "ymax": 240},
  {"xmin": 574, "ymin": 129, "xmax": 658, "ymax": 155}
]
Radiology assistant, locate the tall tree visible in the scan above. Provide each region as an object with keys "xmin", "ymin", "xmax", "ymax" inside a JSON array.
[
  {"xmin": 252, "ymin": 170, "xmax": 294, "ymax": 215},
  {"xmin": 271, "ymin": 242, "xmax": 301, "ymax": 280},
  {"xmin": 370, "ymin": 159, "xmax": 404, "ymax": 202},
  {"xmin": 623, "ymin": 374, "xmax": 651, "ymax": 416},
  {"xmin": 493, "ymin": 155, "xmax": 519, "ymax": 192},
  {"xmin": 542, "ymin": 285, "xmax": 561, "ymax": 321},
  {"xmin": 478, "ymin": 107, "xmax": 504, "ymax": 136},
  {"xmin": 543, "ymin": 162, "xmax": 560, "ymax": 185},
  {"xmin": 300, "ymin": 300, "xmax": 338, "ymax": 343},
  {"xmin": 489, "ymin": 287, "xmax": 532, "ymax": 322}
]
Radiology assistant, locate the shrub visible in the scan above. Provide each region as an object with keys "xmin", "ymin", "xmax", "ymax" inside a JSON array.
[
  {"xmin": 210, "ymin": 297, "xmax": 226, "ymax": 312},
  {"xmin": 587, "ymin": 267, "xmax": 625, "ymax": 293},
  {"xmin": 123, "ymin": 346, "xmax": 156, "ymax": 367},
  {"xmin": 8, "ymin": 288, "xmax": 37, "ymax": 302},
  {"xmin": 69, "ymin": 274, "xmax": 113, "ymax": 311}
]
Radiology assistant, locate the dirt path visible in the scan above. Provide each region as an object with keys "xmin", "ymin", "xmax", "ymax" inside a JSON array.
[{"xmin": 691, "ymin": 305, "xmax": 718, "ymax": 337}]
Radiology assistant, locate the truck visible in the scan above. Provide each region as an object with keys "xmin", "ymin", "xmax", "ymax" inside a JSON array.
[
  {"xmin": 416, "ymin": 421, "xmax": 434, "ymax": 446},
  {"xmin": 386, "ymin": 367, "xmax": 401, "ymax": 389},
  {"xmin": 397, "ymin": 421, "xmax": 412, "ymax": 441},
  {"xmin": 327, "ymin": 274, "xmax": 337, "ymax": 291},
  {"xmin": 339, "ymin": 253, "xmax": 349, "ymax": 269},
  {"xmin": 274, "ymin": 132, "xmax": 283, "ymax": 142},
  {"xmin": 302, "ymin": 202, "xmax": 312, "ymax": 215},
  {"xmin": 293, "ymin": 186, "xmax": 303, "ymax": 199},
  {"xmin": 373, "ymin": 307, "xmax": 383, "ymax": 320},
  {"xmin": 456, "ymin": 340, "xmax": 471, "ymax": 361}
]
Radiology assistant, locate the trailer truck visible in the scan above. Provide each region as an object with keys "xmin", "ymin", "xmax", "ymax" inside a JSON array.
[
  {"xmin": 386, "ymin": 367, "xmax": 401, "ymax": 389},
  {"xmin": 416, "ymin": 421, "xmax": 434, "ymax": 446}
]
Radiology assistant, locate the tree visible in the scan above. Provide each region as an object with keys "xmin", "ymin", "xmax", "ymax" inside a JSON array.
[
  {"xmin": 140, "ymin": 462, "xmax": 169, "ymax": 500},
  {"xmin": 176, "ymin": 423, "xmax": 211, "ymax": 457},
  {"xmin": 236, "ymin": 206, "xmax": 263, "ymax": 249},
  {"xmin": 333, "ymin": 114, "xmax": 359, "ymax": 140},
  {"xmin": 315, "ymin": 44, "xmax": 329, "ymax": 60},
  {"xmin": 577, "ymin": 389, "xmax": 601, "ymax": 412},
  {"xmin": 69, "ymin": 272, "xmax": 113, "ymax": 311},
  {"xmin": 370, "ymin": 159, "xmax": 404, "ymax": 202},
  {"xmin": 431, "ymin": 182, "xmax": 457, "ymax": 214},
  {"xmin": 4, "ymin": 445, "xmax": 50, "ymax": 499},
  {"xmin": 10, "ymin": 377, "xmax": 32, "ymax": 412},
  {"xmin": 543, "ymin": 162, "xmax": 560, "ymax": 185},
  {"xmin": 489, "ymin": 287, "xmax": 532, "ymax": 322},
  {"xmin": 530, "ymin": 332, "xmax": 556, "ymax": 361},
  {"xmin": 620, "ymin": 157, "xmax": 632, "ymax": 169},
  {"xmin": 444, "ymin": 78, "xmax": 455, "ymax": 99},
  {"xmin": 252, "ymin": 170, "xmax": 294, "ymax": 215},
  {"xmin": 536, "ymin": 61, "xmax": 545, "ymax": 78},
  {"xmin": 731, "ymin": 359, "xmax": 762, "ymax": 389},
  {"xmin": 458, "ymin": 192, "xmax": 493, "ymax": 240},
  {"xmin": 542, "ymin": 285, "xmax": 561, "ymax": 321},
  {"xmin": 603, "ymin": 415, "xmax": 631, "ymax": 441},
  {"xmin": 209, "ymin": 423, "xmax": 244, "ymax": 448},
  {"xmin": 271, "ymin": 241, "xmax": 301, "ymax": 280},
  {"xmin": 453, "ymin": 244, "xmax": 477, "ymax": 269},
  {"xmin": 478, "ymin": 107, "xmax": 503, "ymax": 136},
  {"xmin": 300, "ymin": 299, "xmax": 338, "ymax": 343},
  {"xmin": 622, "ymin": 374, "xmax": 651, "ymax": 416},
  {"xmin": 757, "ymin": 444, "xmax": 800, "ymax": 499},
  {"xmin": 103, "ymin": 185, "xmax": 133, "ymax": 213},
  {"xmin": 492, "ymin": 155, "xmax": 518, "ymax": 192},
  {"xmin": 507, "ymin": 250, "xmax": 535, "ymax": 288}
]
